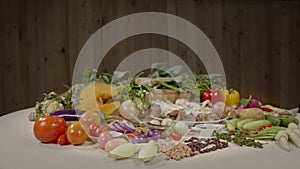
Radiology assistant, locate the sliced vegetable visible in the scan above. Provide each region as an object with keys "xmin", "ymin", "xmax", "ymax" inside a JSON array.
[
  {"xmin": 105, "ymin": 138, "xmax": 128, "ymax": 152},
  {"xmin": 108, "ymin": 121, "xmax": 124, "ymax": 132},
  {"xmin": 118, "ymin": 120, "xmax": 136, "ymax": 133},
  {"xmin": 108, "ymin": 143, "xmax": 139, "ymax": 159},
  {"xmin": 138, "ymin": 141, "xmax": 158, "ymax": 162},
  {"xmin": 108, "ymin": 120, "xmax": 136, "ymax": 133}
]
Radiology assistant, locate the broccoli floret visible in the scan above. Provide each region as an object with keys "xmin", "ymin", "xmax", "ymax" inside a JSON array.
[
  {"xmin": 265, "ymin": 115, "xmax": 281, "ymax": 126},
  {"xmin": 279, "ymin": 115, "xmax": 299, "ymax": 127}
]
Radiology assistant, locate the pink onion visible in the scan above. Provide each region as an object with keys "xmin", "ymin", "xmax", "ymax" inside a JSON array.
[
  {"xmin": 108, "ymin": 121, "xmax": 124, "ymax": 132},
  {"xmin": 108, "ymin": 120, "xmax": 136, "ymax": 133},
  {"xmin": 118, "ymin": 120, "xmax": 135, "ymax": 133}
]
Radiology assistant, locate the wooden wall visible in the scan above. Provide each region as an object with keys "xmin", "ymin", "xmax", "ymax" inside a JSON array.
[{"xmin": 1, "ymin": 0, "xmax": 300, "ymax": 115}]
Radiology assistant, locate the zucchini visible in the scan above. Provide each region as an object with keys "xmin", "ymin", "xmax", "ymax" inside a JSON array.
[
  {"xmin": 237, "ymin": 119, "xmax": 256, "ymax": 130},
  {"xmin": 227, "ymin": 118, "xmax": 242, "ymax": 130},
  {"xmin": 242, "ymin": 120, "xmax": 272, "ymax": 131}
]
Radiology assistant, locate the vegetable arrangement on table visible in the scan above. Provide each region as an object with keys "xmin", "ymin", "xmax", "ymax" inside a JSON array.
[{"xmin": 29, "ymin": 63, "xmax": 300, "ymax": 163}]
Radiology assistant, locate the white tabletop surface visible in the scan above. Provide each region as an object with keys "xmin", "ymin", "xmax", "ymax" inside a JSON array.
[{"xmin": 1, "ymin": 108, "xmax": 300, "ymax": 169}]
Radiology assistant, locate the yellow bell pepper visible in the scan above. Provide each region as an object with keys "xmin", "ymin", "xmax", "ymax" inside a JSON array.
[{"xmin": 223, "ymin": 89, "xmax": 240, "ymax": 106}]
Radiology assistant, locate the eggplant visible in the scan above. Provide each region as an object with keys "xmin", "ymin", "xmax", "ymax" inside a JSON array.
[{"xmin": 48, "ymin": 109, "xmax": 84, "ymax": 121}]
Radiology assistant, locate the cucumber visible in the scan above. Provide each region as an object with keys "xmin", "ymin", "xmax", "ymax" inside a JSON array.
[
  {"xmin": 237, "ymin": 119, "xmax": 256, "ymax": 130},
  {"xmin": 242, "ymin": 120, "xmax": 272, "ymax": 131}
]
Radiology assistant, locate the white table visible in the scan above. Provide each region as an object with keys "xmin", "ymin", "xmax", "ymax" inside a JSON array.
[{"xmin": 0, "ymin": 108, "xmax": 299, "ymax": 169}]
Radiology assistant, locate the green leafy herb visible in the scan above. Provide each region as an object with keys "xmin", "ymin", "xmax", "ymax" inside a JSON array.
[{"xmin": 216, "ymin": 132, "xmax": 264, "ymax": 148}]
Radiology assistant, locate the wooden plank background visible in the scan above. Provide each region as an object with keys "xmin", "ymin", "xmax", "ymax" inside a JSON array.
[{"xmin": 1, "ymin": 0, "xmax": 299, "ymax": 116}]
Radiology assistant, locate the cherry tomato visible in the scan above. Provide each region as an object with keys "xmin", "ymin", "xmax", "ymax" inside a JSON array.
[
  {"xmin": 57, "ymin": 134, "xmax": 69, "ymax": 145},
  {"xmin": 171, "ymin": 132, "xmax": 182, "ymax": 141},
  {"xmin": 33, "ymin": 116, "xmax": 66, "ymax": 143},
  {"xmin": 66, "ymin": 122, "xmax": 88, "ymax": 145},
  {"xmin": 200, "ymin": 89, "xmax": 222, "ymax": 104}
]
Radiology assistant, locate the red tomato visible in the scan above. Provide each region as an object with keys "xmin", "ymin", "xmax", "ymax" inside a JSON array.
[
  {"xmin": 33, "ymin": 116, "xmax": 67, "ymax": 143},
  {"xmin": 200, "ymin": 89, "xmax": 222, "ymax": 104},
  {"xmin": 57, "ymin": 134, "xmax": 69, "ymax": 145},
  {"xmin": 66, "ymin": 122, "xmax": 88, "ymax": 145}
]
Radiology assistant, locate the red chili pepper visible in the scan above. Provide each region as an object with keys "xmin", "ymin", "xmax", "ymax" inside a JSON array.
[
  {"xmin": 227, "ymin": 134, "xmax": 233, "ymax": 137},
  {"xmin": 247, "ymin": 131, "xmax": 259, "ymax": 135},
  {"xmin": 260, "ymin": 107, "xmax": 273, "ymax": 112},
  {"xmin": 259, "ymin": 124, "xmax": 273, "ymax": 131}
]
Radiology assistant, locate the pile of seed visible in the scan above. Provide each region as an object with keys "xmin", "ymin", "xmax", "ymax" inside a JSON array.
[
  {"xmin": 184, "ymin": 137, "xmax": 229, "ymax": 153},
  {"xmin": 164, "ymin": 143, "xmax": 199, "ymax": 161}
]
